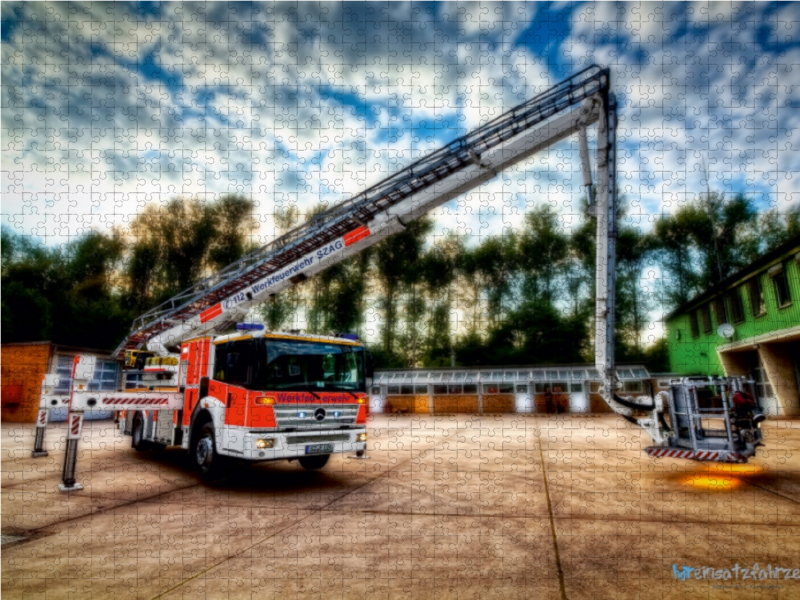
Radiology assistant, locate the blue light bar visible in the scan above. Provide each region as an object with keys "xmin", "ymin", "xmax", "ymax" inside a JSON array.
[
  {"xmin": 340, "ymin": 333, "xmax": 359, "ymax": 341},
  {"xmin": 236, "ymin": 323, "xmax": 265, "ymax": 331}
]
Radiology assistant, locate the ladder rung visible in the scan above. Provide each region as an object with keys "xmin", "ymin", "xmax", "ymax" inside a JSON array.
[{"xmin": 692, "ymin": 415, "xmax": 729, "ymax": 420}]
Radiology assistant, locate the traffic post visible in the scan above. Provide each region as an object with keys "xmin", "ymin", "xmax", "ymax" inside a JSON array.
[
  {"xmin": 31, "ymin": 408, "xmax": 50, "ymax": 458},
  {"xmin": 58, "ymin": 411, "xmax": 85, "ymax": 492}
]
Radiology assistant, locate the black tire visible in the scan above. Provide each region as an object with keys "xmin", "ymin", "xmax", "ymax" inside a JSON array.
[
  {"xmin": 299, "ymin": 454, "xmax": 330, "ymax": 470},
  {"xmin": 356, "ymin": 450, "xmax": 365, "ymax": 458},
  {"xmin": 131, "ymin": 414, "xmax": 150, "ymax": 451},
  {"xmin": 192, "ymin": 423, "xmax": 225, "ymax": 480}
]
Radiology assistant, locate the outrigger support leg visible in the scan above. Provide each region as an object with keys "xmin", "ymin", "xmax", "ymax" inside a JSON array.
[
  {"xmin": 58, "ymin": 411, "xmax": 85, "ymax": 492},
  {"xmin": 31, "ymin": 408, "xmax": 50, "ymax": 458}
]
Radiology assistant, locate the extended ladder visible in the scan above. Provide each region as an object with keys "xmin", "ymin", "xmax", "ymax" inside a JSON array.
[{"xmin": 114, "ymin": 65, "xmax": 612, "ymax": 357}]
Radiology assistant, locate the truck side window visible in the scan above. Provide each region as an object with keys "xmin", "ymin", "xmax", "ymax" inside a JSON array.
[
  {"xmin": 217, "ymin": 340, "xmax": 256, "ymax": 387},
  {"xmin": 214, "ymin": 344, "xmax": 228, "ymax": 381}
]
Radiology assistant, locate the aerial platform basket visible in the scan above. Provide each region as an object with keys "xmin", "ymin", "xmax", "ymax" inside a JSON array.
[{"xmin": 645, "ymin": 377, "xmax": 765, "ymax": 463}]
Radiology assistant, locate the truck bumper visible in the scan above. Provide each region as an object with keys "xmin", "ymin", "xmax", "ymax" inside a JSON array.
[{"xmin": 230, "ymin": 427, "xmax": 367, "ymax": 461}]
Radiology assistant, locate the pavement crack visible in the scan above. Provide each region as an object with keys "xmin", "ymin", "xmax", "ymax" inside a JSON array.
[
  {"xmin": 739, "ymin": 476, "xmax": 800, "ymax": 506},
  {"xmin": 149, "ymin": 425, "xmax": 463, "ymax": 599},
  {"xmin": 149, "ymin": 454, "xmax": 420, "ymax": 600},
  {"xmin": 1, "ymin": 459, "xmax": 161, "ymax": 490},
  {"xmin": 535, "ymin": 416, "xmax": 569, "ymax": 600},
  {"xmin": 6, "ymin": 481, "xmax": 203, "ymax": 535}
]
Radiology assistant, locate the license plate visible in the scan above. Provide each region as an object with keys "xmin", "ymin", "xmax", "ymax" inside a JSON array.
[{"xmin": 305, "ymin": 443, "xmax": 333, "ymax": 455}]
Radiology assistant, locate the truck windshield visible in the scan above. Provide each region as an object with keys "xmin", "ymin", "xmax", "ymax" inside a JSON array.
[{"xmin": 258, "ymin": 339, "xmax": 365, "ymax": 392}]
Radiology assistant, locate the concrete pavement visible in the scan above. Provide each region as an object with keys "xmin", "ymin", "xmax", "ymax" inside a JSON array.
[{"xmin": 2, "ymin": 414, "xmax": 799, "ymax": 599}]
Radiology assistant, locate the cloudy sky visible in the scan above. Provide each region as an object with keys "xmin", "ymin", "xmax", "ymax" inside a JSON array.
[{"xmin": 2, "ymin": 1, "xmax": 799, "ymax": 255}]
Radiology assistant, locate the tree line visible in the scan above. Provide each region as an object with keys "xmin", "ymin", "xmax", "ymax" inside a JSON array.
[
  {"xmin": 2, "ymin": 192, "xmax": 798, "ymax": 371},
  {"xmin": 1, "ymin": 195, "xmax": 257, "ymax": 350}
]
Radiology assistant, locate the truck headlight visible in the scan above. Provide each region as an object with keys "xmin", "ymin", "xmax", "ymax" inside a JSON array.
[
  {"xmin": 357, "ymin": 432, "xmax": 367, "ymax": 442},
  {"xmin": 256, "ymin": 438, "xmax": 274, "ymax": 449}
]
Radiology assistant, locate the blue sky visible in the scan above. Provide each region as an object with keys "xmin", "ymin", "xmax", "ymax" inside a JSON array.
[{"xmin": 2, "ymin": 1, "xmax": 799, "ymax": 254}]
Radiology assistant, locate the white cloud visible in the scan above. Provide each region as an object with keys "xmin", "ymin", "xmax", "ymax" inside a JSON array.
[{"xmin": 3, "ymin": 0, "xmax": 799, "ymax": 266}]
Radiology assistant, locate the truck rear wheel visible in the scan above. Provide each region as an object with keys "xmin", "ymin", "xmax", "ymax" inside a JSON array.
[
  {"xmin": 192, "ymin": 423, "xmax": 224, "ymax": 480},
  {"xmin": 299, "ymin": 454, "xmax": 330, "ymax": 470},
  {"xmin": 131, "ymin": 414, "xmax": 150, "ymax": 451}
]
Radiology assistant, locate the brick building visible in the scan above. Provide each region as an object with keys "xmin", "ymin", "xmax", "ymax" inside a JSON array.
[{"xmin": 1, "ymin": 342, "xmax": 117, "ymax": 423}]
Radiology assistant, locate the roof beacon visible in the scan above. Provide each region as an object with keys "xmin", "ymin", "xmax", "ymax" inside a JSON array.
[{"xmin": 236, "ymin": 323, "xmax": 265, "ymax": 331}]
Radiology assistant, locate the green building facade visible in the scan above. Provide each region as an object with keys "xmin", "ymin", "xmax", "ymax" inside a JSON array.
[{"xmin": 664, "ymin": 235, "xmax": 800, "ymax": 416}]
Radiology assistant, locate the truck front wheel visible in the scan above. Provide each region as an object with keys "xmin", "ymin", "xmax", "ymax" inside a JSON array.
[
  {"xmin": 192, "ymin": 423, "xmax": 224, "ymax": 480},
  {"xmin": 299, "ymin": 454, "xmax": 330, "ymax": 470}
]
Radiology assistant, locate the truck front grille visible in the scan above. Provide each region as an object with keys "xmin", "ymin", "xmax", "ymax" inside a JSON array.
[{"xmin": 273, "ymin": 404, "xmax": 358, "ymax": 429}]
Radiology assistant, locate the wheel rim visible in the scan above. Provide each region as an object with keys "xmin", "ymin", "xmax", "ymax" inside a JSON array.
[{"xmin": 195, "ymin": 434, "xmax": 213, "ymax": 468}]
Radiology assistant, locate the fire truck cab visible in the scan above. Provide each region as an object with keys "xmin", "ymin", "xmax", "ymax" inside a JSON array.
[{"xmin": 120, "ymin": 327, "xmax": 370, "ymax": 478}]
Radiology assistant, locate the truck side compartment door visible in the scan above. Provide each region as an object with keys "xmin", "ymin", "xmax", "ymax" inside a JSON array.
[
  {"xmin": 183, "ymin": 389, "xmax": 198, "ymax": 427},
  {"xmin": 224, "ymin": 385, "xmax": 247, "ymax": 427}
]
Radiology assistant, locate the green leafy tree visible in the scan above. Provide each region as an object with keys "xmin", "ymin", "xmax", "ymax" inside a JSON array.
[
  {"xmin": 615, "ymin": 225, "xmax": 657, "ymax": 358},
  {"xmin": 506, "ymin": 299, "xmax": 587, "ymax": 365},
  {"xmin": 653, "ymin": 212, "xmax": 699, "ymax": 307},
  {"xmin": 302, "ymin": 205, "xmax": 332, "ymax": 334},
  {"xmin": 455, "ymin": 244, "xmax": 482, "ymax": 337},
  {"xmin": 2, "ymin": 229, "xmax": 132, "ymax": 349},
  {"xmin": 518, "ymin": 205, "xmax": 569, "ymax": 305},
  {"xmin": 292, "ymin": 205, "xmax": 374, "ymax": 337},
  {"xmin": 259, "ymin": 205, "xmax": 303, "ymax": 330},
  {"xmin": 314, "ymin": 250, "xmax": 373, "ymax": 336},
  {"xmin": 677, "ymin": 192, "xmax": 758, "ymax": 290},
  {"xmin": 642, "ymin": 337, "xmax": 670, "ymax": 373},
  {"xmin": 456, "ymin": 298, "xmax": 586, "ymax": 367},
  {"xmin": 262, "ymin": 294, "xmax": 295, "ymax": 331},
  {"xmin": 208, "ymin": 194, "xmax": 259, "ymax": 270},
  {"xmin": 759, "ymin": 205, "xmax": 800, "ymax": 252},
  {"xmin": 420, "ymin": 234, "xmax": 463, "ymax": 366},
  {"xmin": 259, "ymin": 204, "xmax": 374, "ymax": 337},
  {"xmin": 396, "ymin": 286, "xmax": 426, "ymax": 367},
  {"xmin": 471, "ymin": 233, "xmax": 519, "ymax": 329},
  {"xmin": 126, "ymin": 194, "xmax": 256, "ymax": 313},
  {"xmin": 1, "ymin": 230, "xmax": 59, "ymax": 342},
  {"xmin": 373, "ymin": 216, "xmax": 434, "ymax": 361}
]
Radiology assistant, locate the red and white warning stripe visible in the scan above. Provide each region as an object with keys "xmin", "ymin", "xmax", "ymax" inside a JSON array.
[
  {"xmin": 101, "ymin": 397, "xmax": 169, "ymax": 406},
  {"xmin": 36, "ymin": 409, "xmax": 49, "ymax": 426},
  {"xmin": 694, "ymin": 450, "xmax": 720, "ymax": 461},
  {"xmin": 67, "ymin": 412, "xmax": 84, "ymax": 440},
  {"xmin": 645, "ymin": 447, "xmax": 746, "ymax": 463},
  {"xmin": 646, "ymin": 447, "xmax": 697, "ymax": 459}
]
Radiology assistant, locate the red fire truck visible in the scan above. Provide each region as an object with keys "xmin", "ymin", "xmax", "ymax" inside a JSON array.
[{"xmin": 35, "ymin": 327, "xmax": 369, "ymax": 489}]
